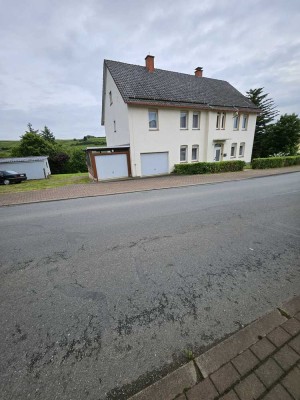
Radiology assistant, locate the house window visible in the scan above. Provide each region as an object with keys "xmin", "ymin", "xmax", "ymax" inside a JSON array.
[
  {"xmin": 149, "ymin": 109, "xmax": 158, "ymax": 129},
  {"xmin": 231, "ymin": 143, "xmax": 237, "ymax": 158},
  {"xmin": 192, "ymin": 112, "xmax": 200, "ymax": 129},
  {"xmin": 242, "ymin": 114, "xmax": 248, "ymax": 130},
  {"xmin": 239, "ymin": 142, "xmax": 245, "ymax": 157},
  {"xmin": 180, "ymin": 145, "xmax": 188, "ymax": 162},
  {"xmin": 109, "ymin": 91, "xmax": 113, "ymax": 105},
  {"xmin": 114, "ymin": 120, "xmax": 116, "ymax": 132},
  {"xmin": 233, "ymin": 113, "xmax": 240, "ymax": 130},
  {"xmin": 192, "ymin": 145, "xmax": 199, "ymax": 161},
  {"xmin": 221, "ymin": 113, "xmax": 226, "ymax": 129},
  {"xmin": 180, "ymin": 111, "xmax": 188, "ymax": 129},
  {"xmin": 216, "ymin": 112, "xmax": 221, "ymax": 129}
]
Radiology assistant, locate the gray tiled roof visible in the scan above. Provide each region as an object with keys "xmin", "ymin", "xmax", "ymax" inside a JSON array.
[
  {"xmin": 0, "ymin": 156, "xmax": 49, "ymax": 163},
  {"xmin": 104, "ymin": 60, "xmax": 259, "ymax": 111}
]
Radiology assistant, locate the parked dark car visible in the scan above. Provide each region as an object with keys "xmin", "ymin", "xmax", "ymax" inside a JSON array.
[{"xmin": 0, "ymin": 170, "xmax": 27, "ymax": 185}]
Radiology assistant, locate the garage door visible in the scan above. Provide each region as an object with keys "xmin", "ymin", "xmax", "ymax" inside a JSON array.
[
  {"xmin": 141, "ymin": 152, "xmax": 169, "ymax": 176},
  {"xmin": 95, "ymin": 154, "xmax": 128, "ymax": 180}
]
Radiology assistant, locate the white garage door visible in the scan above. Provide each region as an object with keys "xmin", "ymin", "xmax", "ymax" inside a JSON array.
[
  {"xmin": 95, "ymin": 154, "xmax": 128, "ymax": 180},
  {"xmin": 141, "ymin": 152, "xmax": 169, "ymax": 176}
]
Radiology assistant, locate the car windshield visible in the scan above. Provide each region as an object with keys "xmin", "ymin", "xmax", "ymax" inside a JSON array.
[{"xmin": 6, "ymin": 170, "xmax": 18, "ymax": 174}]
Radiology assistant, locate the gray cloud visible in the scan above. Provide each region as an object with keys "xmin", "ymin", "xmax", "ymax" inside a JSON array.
[{"xmin": 0, "ymin": 0, "xmax": 299, "ymax": 139}]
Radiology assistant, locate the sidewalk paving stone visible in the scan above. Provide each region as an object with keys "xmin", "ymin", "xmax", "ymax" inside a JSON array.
[
  {"xmin": 210, "ymin": 363, "xmax": 240, "ymax": 394},
  {"xmin": 267, "ymin": 326, "xmax": 291, "ymax": 348},
  {"xmin": 281, "ymin": 367, "xmax": 300, "ymax": 399},
  {"xmin": 254, "ymin": 358, "xmax": 284, "ymax": 388},
  {"xmin": 186, "ymin": 377, "xmax": 218, "ymax": 400},
  {"xmin": 250, "ymin": 337, "xmax": 276, "ymax": 361},
  {"xmin": 262, "ymin": 384, "xmax": 294, "ymax": 400},
  {"xmin": 281, "ymin": 317, "xmax": 300, "ymax": 336},
  {"xmin": 289, "ymin": 334, "xmax": 300, "ymax": 354},
  {"xmin": 1, "ymin": 166, "xmax": 300, "ymax": 207},
  {"xmin": 234, "ymin": 373, "xmax": 266, "ymax": 400},
  {"xmin": 219, "ymin": 391, "xmax": 239, "ymax": 400},
  {"xmin": 273, "ymin": 344, "xmax": 300, "ymax": 371},
  {"xmin": 281, "ymin": 295, "xmax": 300, "ymax": 317},
  {"xmin": 231, "ymin": 349, "xmax": 259, "ymax": 376}
]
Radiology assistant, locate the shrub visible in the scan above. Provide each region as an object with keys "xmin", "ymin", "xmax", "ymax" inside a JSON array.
[
  {"xmin": 173, "ymin": 160, "xmax": 246, "ymax": 175},
  {"xmin": 252, "ymin": 156, "xmax": 300, "ymax": 169}
]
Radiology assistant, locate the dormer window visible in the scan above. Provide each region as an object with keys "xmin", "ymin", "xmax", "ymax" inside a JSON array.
[{"xmin": 109, "ymin": 91, "xmax": 113, "ymax": 105}]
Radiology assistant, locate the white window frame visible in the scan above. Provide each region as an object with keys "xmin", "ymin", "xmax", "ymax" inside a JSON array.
[
  {"xmin": 191, "ymin": 145, "xmax": 199, "ymax": 162},
  {"xmin": 230, "ymin": 143, "xmax": 237, "ymax": 158},
  {"xmin": 192, "ymin": 112, "xmax": 200, "ymax": 129},
  {"xmin": 216, "ymin": 112, "xmax": 221, "ymax": 129},
  {"xmin": 221, "ymin": 112, "xmax": 226, "ymax": 129},
  {"xmin": 242, "ymin": 114, "xmax": 248, "ymax": 130},
  {"xmin": 239, "ymin": 142, "xmax": 245, "ymax": 157},
  {"xmin": 180, "ymin": 145, "xmax": 188, "ymax": 162},
  {"xmin": 148, "ymin": 109, "xmax": 158, "ymax": 130},
  {"xmin": 233, "ymin": 113, "xmax": 240, "ymax": 130},
  {"xmin": 180, "ymin": 111, "xmax": 188, "ymax": 129},
  {"xmin": 109, "ymin": 91, "xmax": 113, "ymax": 106}
]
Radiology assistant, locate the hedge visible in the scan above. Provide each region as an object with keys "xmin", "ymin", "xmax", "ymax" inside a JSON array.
[
  {"xmin": 173, "ymin": 160, "xmax": 246, "ymax": 175},
  {"xmin": 252, "ymin": 156, "xmax": 300, "ymax": 169}
]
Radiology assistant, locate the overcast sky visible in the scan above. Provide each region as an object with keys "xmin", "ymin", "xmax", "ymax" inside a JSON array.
[{"xmin": 0, "ymin": 0, "xmax": 299, "ymax": 140}]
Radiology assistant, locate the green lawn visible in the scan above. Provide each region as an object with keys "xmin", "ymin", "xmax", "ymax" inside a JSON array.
[{"xmin": 0, "ymin": 173, "xmax": 90, "ymax": 194}]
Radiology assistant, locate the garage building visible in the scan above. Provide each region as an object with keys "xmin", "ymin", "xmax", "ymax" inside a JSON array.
[{"xmin": 0, "ymin": 156, "xmax": 51, "ymax": 179}]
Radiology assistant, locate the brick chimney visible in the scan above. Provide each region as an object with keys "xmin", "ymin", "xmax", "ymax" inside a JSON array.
[
  {"xmin": 145, "ymin": 55, "xmax": 155, "ymax": 72},
  {"xmin": 195, "ymin": 67, "xmax": 203, "ymax": 77}
]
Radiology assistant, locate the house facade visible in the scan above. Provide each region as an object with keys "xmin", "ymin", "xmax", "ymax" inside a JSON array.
[{"xmin": 87, "ymin": 56, "xmax": 259, "ymax": 180}]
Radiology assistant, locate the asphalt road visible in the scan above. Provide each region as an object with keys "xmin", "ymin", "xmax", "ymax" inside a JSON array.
[{"xmin": 0, "ymin": 173, "xmax": 300, "ymax": 400}]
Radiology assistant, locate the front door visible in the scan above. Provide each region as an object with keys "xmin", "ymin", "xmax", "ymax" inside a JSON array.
[{"xmin": 214, "ymin": 144, "xmax": 222, "ymax": 162}]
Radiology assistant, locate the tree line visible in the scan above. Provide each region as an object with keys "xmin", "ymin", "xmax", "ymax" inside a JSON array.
[
  {"xmin": 246, "ymin": 88, "xmax": 300, "ymax": 158},
  {"xmin": 11, "ymin": 124, "xmax": 88, "ymax": 174}
]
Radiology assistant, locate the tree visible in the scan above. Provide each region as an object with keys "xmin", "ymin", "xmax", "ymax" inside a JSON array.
[
  {"xmin": 11, "ymin": 132, "xmax": 55, "ymax": 157},
  {"xmin": 264, "ymin": 114, "xmax": 300, "ymax": 156},
  {"xmin": 26, "ymin": 122, "xmax": 39, "ymax": 134},
  {"xmin": 68, "ymin": 149, "xmax": 88, "ymax": 173},
  {"xmin": 48, "ymin": 152, "xmax": 70, "ymax": 174},
  {"xmin": 41, "ymin": 126, "xmax": 56, "ymax": 143},
  {"xmin": 246, "ymin": 88, "xmax": 279, "ymax": 158}
]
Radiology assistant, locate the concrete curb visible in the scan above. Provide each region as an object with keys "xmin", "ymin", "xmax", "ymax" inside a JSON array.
[{"xmin": 128, "ymin": 295, "xmax": 300, "ymax": 400}]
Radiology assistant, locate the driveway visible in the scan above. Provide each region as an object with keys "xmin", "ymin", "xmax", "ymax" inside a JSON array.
[{"xmin": 0, "ymin": 172, "xmax": 299, "ymax": 399}]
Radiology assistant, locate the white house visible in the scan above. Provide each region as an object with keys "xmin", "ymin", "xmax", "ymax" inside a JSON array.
[
  {"xmin": 86, "ymin": 55, "xmax": 259, "ymax": 180},
  {"xmin": 0, "ymin": 156, "xmax": 51, "ymax": 179}
]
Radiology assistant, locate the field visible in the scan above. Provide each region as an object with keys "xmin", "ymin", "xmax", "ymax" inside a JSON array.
[
  {"xmin": 0, "ymin": 173, "xmax": 90, "ymax": 193},
  {"xmin": 0, "ymin": 136, "xmax": 107, "ymax": 158}
]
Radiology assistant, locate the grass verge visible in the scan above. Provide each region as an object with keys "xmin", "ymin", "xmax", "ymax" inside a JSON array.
[{"xmin": 0, "ymin": 173, "xmax": 90, "ymax": 194}]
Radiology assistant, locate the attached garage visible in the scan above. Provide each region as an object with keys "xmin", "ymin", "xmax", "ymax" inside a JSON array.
[
  {"xmin": 95, "ymin": 154, "xmax": 128, "ymax": 180},
  {"xmin": 85, "ymin": 146, "xmax": 131, "ymax": 181},
  {"xmin": 140, "ymin": 152, "xmax": 169, "ymax": 176}
]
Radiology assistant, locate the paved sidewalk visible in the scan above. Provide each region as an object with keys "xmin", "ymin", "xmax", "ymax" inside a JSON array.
[
  {"xmin": 130, "ymin": 296, "xmax": 300, "ymax": 400},
  {"xmin": 0, "ymin": 166, "xmax": 300, "ymax": 207}
]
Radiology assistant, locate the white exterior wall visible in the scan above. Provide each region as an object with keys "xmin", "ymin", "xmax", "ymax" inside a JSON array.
[
  {"xmin": 104, "ymin": 70, "xmax": 130, "ymax": 146},
  {"xmin": 0, "ymin": 160, "xmax": 51, "ymax": 179},
  {"xmin": 128, "ymin": 106, "xmax": 257, "ymax": 176},
  {"xmin": 128, "ymin": 106, "xmax": 208, "ymax": 177},
  {"xmin": 207, "ymin": 112, "xmax": 256, "ymax": 163}
]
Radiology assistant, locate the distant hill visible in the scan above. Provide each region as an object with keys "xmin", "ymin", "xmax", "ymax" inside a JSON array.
[{"xmin": 0, "ymin": 137, "xmax": 107, "ymax": 158}]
